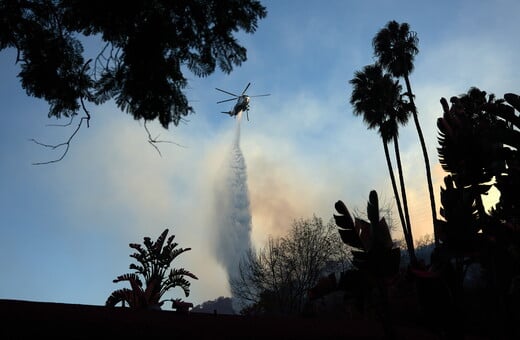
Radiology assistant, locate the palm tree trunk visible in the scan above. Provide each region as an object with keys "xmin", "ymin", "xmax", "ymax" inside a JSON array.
[
  {"xmin": 404, "ymin": 75, "xmax": 439, "ymax": 247},
  {"xmin": 393, "ymin": 136, "xmax": 417, "ymax": 265},
  {"xmin": 382, "ymin": 141, "xmax": 410, "ymax": 260}
]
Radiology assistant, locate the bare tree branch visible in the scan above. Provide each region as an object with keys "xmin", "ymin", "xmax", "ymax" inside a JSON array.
[
  {"xmin": 45, "ymin": 116, "xmax": 74, "ymax": 127},
  {"xmin": 31, "ymin": 60, "xmax": 92, "ymax": 165},
  {"xmin": 93, "ymin": 42, "xmax": 121, "ymax": 80},
  {"xmin": 144, "ymin": 121, "xmax": 186, "ymax": 157},
  {"xmin": 30, "ymin": 54, "xmax": 186, "ymax": 163},
  {"xmin": 31, "ymin": 99, "xmax": 90, "ymax": 165}
]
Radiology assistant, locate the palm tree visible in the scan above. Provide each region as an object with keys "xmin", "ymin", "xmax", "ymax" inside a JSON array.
[
  {"xmin": 350, "ymin": 64, "xmax": 416, "ymax": 264},
  {"xmin": 106, "ymin": 228, "xmax": 198, "ymax": 310},
  {"xmin": 373, "ymin": 20, "xmax": 439, "ymax": 247}
]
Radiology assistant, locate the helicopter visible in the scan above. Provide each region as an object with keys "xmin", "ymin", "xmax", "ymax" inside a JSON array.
[{"xmin": 216, "ymin": 82, "xmax": 270, "ymax": 120}]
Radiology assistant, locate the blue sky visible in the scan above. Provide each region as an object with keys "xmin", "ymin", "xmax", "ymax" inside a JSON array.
[{"xmin": 1, "ymin": 0, "xmax": 519, "ymax": 308}]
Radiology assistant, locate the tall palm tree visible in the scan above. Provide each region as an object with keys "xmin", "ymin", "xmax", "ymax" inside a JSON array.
[
  {"xmin": 106, "ymin": 228, "xmax": 198, "ymax": 310},
  {"xmin": 350, "ymin": 64, "xmax": 416, "ymax": 263},
  {"xmin": 373, "ymin": 20, "xmax": 439, "ymax": 247}
]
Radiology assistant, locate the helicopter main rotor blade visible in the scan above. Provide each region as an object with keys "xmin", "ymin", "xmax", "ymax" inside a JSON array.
[
  {"xmin": 249, "ymin": 94, "xmax": 271, "ymax": 98},
  {"xmin": 215, "ymin": 88, "xmax": 239, "ymax": 97},
  {"xmin": 217, "ymin": 98, "xmax": 238, "ymax": 104},
  {"xmin": 241, "ymin": 82, "xmax": 251, "ymax": 95}
]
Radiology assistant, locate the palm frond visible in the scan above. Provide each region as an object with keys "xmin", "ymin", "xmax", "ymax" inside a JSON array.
[
  {"xmin": 113, "ymin": 273, "xmax": 143, "ymax": 292},
  {"xmin": 372, "ymin": 20, "xmax": 418, "ymax": 78},
  {"xmin": 164, "ymin": 269, "xmax": 196, "ymax": 297},
  {"xmin": 143, "ymin": 236, "xmax": 153, "ymax": 250},
  {"xmin": 153, "ymin": 228, "xmax": 169, "ymax": 253},
  {"xmin": 105, "ymin": 288, "xmax": 135, "ymax": 307}
]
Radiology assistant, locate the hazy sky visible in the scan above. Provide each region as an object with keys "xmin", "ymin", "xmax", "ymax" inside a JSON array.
[{"xmin": 1, "ymin": 0, "xmax": 519, "ymax": 308}]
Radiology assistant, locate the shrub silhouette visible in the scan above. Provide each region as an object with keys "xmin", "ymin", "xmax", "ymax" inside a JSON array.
[{"xmin": 106, "ymin": 228, "xmax": 198, "ymax": 310}]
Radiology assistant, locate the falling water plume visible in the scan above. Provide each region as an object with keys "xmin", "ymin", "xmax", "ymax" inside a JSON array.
[{"xmin": 212, "ymin": 111, "xmax": 253, "ymax": 308}]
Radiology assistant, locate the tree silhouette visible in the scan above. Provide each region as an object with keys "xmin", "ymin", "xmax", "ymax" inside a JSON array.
[
  {"xmin": 0, "ymin": 1, "xmax": 267, "ymax": 128},
  {"xmin": 373, "ymin": 20, "xmax": 439, "ymax": 247},
  {"xmin": 231, "ymin": 216, "xmax": 351, "ymax": 316},
  {"xmin": 435, "ymin": 89, "xmax": 520, "ymax": 338},
  {"xmin": 106, "ymin": 228, "xmax": 198, "ymax": 310},
  {"xmin": 350, "ymin": 64, "xmax": 416, "ymax": 264}
]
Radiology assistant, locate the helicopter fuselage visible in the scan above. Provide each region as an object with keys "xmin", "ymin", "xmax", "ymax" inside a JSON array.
[{"xmin": 229, "ymin": 95, "xmax": 250, "ymax": 116}]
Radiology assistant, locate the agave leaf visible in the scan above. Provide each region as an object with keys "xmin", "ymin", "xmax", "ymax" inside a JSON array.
[
  {"xmin": 351, "ymin": 250, "xmax": 368, "ymax": 270},
  {"xmin": 334, "ymin": 200, "xmax": 354, "ymax": 228},
  {"xmin": 334, "ymin": 200, "xmax": 364, "ymax": 248},
  {"xmin": 375, "ymin": 217, "xmax": 393, "ymax": 251},
  {"xmin": 378, "ymin": 248, "xmax": 401, "ymax": 277},
  {"xmin": 367, "ymin": 190, "xmax": 379, "ymax": 228},
  {"xmin": 355, "ymin": 218, "xmax": 372, "ymax": 251},
  {"xmin": 504, "ymin": 93, "xmax": 520, "ymax": 113},
  {"xmin": 336, "ymin": 224, "xmax": 364, "ymax": 249}
]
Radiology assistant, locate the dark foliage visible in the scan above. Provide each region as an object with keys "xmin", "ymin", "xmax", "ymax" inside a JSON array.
[
  {"xmin": 192, "ymin": 296, "xmax": 236, "ymax": 315},
  {"xmin": 106, "ymin": 228, "xmax": 198, "ymax": 310},
  {"xmin": 432, "ymin": 88, "xmax": 520, "ymax": 338},
  {"xmin": 0, "ymin": 0, "xmax": 267, "ymax": 128},
  {"xmin": 310, "ymin": 191, "xmax": 400, "ymax": 338},
  {"xmin": 437, "ymin": 88, "xmax": 520, "ymax": 253},
  {"xmin": 372, "ymin": 21, "xmax": 418, "ymax": 79},
  {"xmin": 333, "ymin": 191, "xmax": 400, "ymax": 285},
  {"xmin": 232, "ymin": 217, "xmax": 351, "ymax": 316}
]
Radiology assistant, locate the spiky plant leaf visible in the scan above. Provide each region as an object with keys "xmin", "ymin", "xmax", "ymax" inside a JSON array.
[
  {"xmin": 334, "ymin": 200, "xmax": 363, "ymax": 249},
  {"xmin": 367, "ymin": 190, "xmax": 379, "ymax": 227}
]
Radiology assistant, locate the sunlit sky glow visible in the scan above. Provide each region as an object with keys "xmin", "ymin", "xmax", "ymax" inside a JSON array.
[{"xmin": 1, "ymin": 0, "xmax": 518, "ymax": 307}]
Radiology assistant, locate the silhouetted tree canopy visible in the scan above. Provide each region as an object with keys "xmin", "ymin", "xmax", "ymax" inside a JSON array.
[
  {"xmin": 231, "ymin": 216, "xmax": 352, "ymax": 316},
  {"xmin": 0, "ymin": 0, "xmax": 267, "ymax": 128}
]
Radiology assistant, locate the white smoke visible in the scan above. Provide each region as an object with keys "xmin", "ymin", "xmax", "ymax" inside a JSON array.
[{"xmin": 212, "ymin": 111, "xmax": 253, "ymax": 300}]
